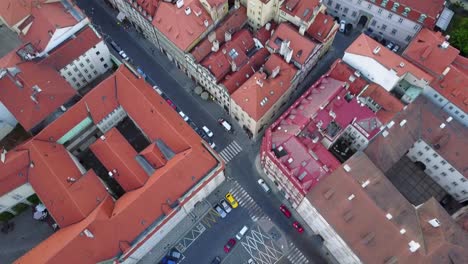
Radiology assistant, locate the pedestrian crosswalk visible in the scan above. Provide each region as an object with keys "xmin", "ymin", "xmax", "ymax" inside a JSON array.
[
  {"xmin": 286, "ymin": 242, "xmax": 309, "ymax": 264},
  {"xmin": 229, "ymin": 181, "xmax": 266, "ymax": 221},
  {"xmin": 219, "ymin": 141, "xmax": 242, "ymax": 163}
]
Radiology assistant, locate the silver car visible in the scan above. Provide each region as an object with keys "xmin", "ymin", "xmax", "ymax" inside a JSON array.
[
  {"xmin": 214, "ymin": 204, "xmax": 227, "ymax": 218},
  {"xmin": 220, "ymin": 199, "xmax": 232, "ymax": 213}
]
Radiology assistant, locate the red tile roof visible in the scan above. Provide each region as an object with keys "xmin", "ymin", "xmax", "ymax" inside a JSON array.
[
  {"xmin": 307, "ymin": 152, "xmax": 468, "ymax": 264},
  {"xmin": 222, "ymin": 48, "xmax": 270, "ymax": 94},
  {"xmin": 254, "ymin": 22, "xmax": 277, "ymax": 46},
  {"xmin": 10, "ymin": 65, "xmax": 221, "ymax": 263},
  {"xmin": 191, "ymin": 6, "xmax": 247, "ymax": 62},
  {"xmin": 0, "ymin": 0, "xmax": 44, "ymax": 26},
  {"xmin": 206, "ymin": 0, "xmax": 227, "ymax": 7},
  {"xmin": 201, "ymin": 29, "xmax": 254, "ymax": 81},
  {"xmin": 403, "ymin": 29, "xmax": 459, "ymax": 76},
  {"xmin": 153, "ymin": 0, "xmax": 213, "ymax": 52},
  {"xmin": 0, "ymin": 149, "xmax": 30, "ymax": 196},
  {"xmin": 90, "ymin": 128, "xmax": 148, "ymax": 192},
  {"xmin": 327, "ymin": 59, "xmax": 367, "ymax": 95},
  {"xmin": 0, "ymin": 57, "xmax": 77, "ymax": 131},
  {"xmin": 365, "ymin": 96, "xmax": 468, "ymax": 174},
  {"xmin": 41, "ymin": 26, "xmax": 101, "ymax": 70},
  {"xmin": 267, "ymin": 23, "xmax": 318, "ymax": 66},
  {"xmin": 346, "ymin": 34, "xmax": 433, "ymax": 82},
  {"xmin": 20, "ymin": 2, "xmax": 78, "ymax": 52},
  {"xmin": 231, "ymin": 54, "xmax": 297, "ymax": 121},
  {"xmin": 135, "ymin": 0, "xmax": 159, "ymax": 18},
  {"xmin": 307, "ymin": 12, "xmax": 337, "ymax": 43},
  {"xmin": 360, "ymin": 83, "xmax": 405, "ymax": 124},
  {"xmin": 403, "ymin": 29, "xmax": 468, "ymax": 113},
  {"xmin": 280, "ymin": 0, "xmax": 320, "ymax": 23}
]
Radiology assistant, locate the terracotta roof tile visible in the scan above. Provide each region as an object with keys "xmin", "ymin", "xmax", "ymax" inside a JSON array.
[
  {"xmin": 307, "ymin": 12, "xmax": 337, "ymax": 43},
  {"xmin": 254, "ymin": 22, "xmax": 276, "ymax": 46},
  {"xmin": 280, "ymin": 0, "xmax": 320, "ymax": 23},
  {"xmin": 153, "ymin": 0, "xmax": 213, "ymax": 52},
  {"xmin": 0, "ymin": 58, "xmax": 77, "ymax": 131},
  {"xmin": 365, "ymin": 96, "xmax": 468, "ymax": 174},
  {"xmin": 41, "ymin": 26, "xmax": 101, "ymax": 70},
  {"xmin": 191, "ymin": 6, "xmax": 247, "ymax": 62},
  {"xmin": 360, "ymin": 83, "xmax": 404, "ymax": 124},
  {"xmin": 267, "ymin": 23, "xmax": 318, "ymax": 66},
  {"xmin": 0, "ymin": 0, "xmax": 45, "ymax": 26},
  {"xmin": 231, "ymin": 54, "xmax": 297, "ymax": 120},
  {"xmin": 326, "ymin": 59, "xmax": 367, "ymax": 95},
  {"xmin": 0, "ymin": 149, "xmax": 30, "ymax": 196}
]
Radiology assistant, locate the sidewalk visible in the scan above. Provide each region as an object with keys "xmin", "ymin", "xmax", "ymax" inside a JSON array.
[{"xmin": 253, "ymin": 154, "xmax": 339, "ymax": 264}]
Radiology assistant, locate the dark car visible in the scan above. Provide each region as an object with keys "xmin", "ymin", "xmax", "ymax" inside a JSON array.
[{"xmin": 211, "ymin": 256, "xmax": 221, "ymax": 264}]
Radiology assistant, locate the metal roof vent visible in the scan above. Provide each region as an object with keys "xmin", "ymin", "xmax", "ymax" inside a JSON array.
[
  {"xmin": 287, "ymin": 157, "xmax": 293, "ymax": 164},
  {"xmin": 408, "ymin": 241, "xmax": 420, "ymax": 252},
  {"xmin": 428, "ymin": 218, "xmax": 441, "ymax": 227},
  {"xmin": 440, "ymin": 123, "xmax": 446, "ymax": 129},
  {"xmin": 184, "ymin": 7, "xmax": 191, "ymax": 15},
  {"xmin": 446, "ymin": 116, "xmax": 453, "ymax": 122},
  {"xmin": 348, "ymin": 194, "xmax": 355, "ymax": 201},
  {"xmin": 83, "ymin": 229, "xmax": 94, "ymax": 238},
  {"xmin": 343, "ymin": 164, "xmax": 351, "ymax": 172},
  {"xmin": 361, "ymin": 180, "xmax": 370, "ymax": 188},
  {"xmin": 386, "ymin": 213, "xmax": 393, "ymax": 220},
  {"xmin": 400, "ymin": 228, "xmax": 406, "ymax": 234},
  {"xmin": 176, "ymin": 0, "xmax": 184, "ymax": 8},
  {"xmin": 373, "ymin": 46, "xmax": 381, "ymax": 55}
]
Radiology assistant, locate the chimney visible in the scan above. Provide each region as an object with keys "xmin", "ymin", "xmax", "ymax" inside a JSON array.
[
  {"xmin": 234, "ymin": 0, "xmax": 240, "ymax": 9},
  {"xmin": 442, "ymin": 67, "xmax": 450, "ymax": 76},
  {"xmin": 100, "ymin": 135, "xmax": 106, "ymax": 141},
  {"xmin": 256, "ymin": 78, "xmax": 264, "ymax": 87},
  {"xmin": 67, "ymin": 177, "xmax": 77, "ymax": 183},
  {"xmin": 280, "ymin": 40, "xmax": 290, "ymax": 55},
  {"xmin": 299, "ymin": 25, "xmax": 306, "ymax": 36},
  {"xmin": 348, "ymin": 194, "xmax": 355, "ymax": 200},
  {"xmin": 176, "ymin": 0, "xmax": 184, "ymax": 8},
  {"xmin": 83, "ymin": 229, "xmax": 94, "ymax": 238},
  {"xmin": 266, "ymin": 22, "xmax": 271, "ymax": 31},
  {"xmin": 361, "ymin": 180, "xmax": 370, "ymax": 188},
  {"xmin": 204, "ymin": 19, "xmax": 209, "ymax": 27},
  {"xmin": 270, "ymin": 65, "xmax": 280, "ymax": 78},
  {"xmin": 211, "ymin": 40, "xmax": 219, "ymax": 52},
  {"xmin": 440, "ymin": 41, "xmax": 449, "ymax": 49},
  {"xmin": 231, "ymin": 60, "xmax": 237, "ymax": 72},
  {"xmin": 108, "ymin": 171, "xmax": 114, "ymax": 177},
  {"xmin": 445, "ymin": 34, "xmax": 450, "ymax": 41},
  {"xmin": 440, "ymin": 123, "xmax": 446, "ymax": 129},
  {"xmin": 373, "ymin": 46, "xmax": 381, "ymax": 55},
  {"xmin": 408, "ymin": 241, "xmax": 420, "ymax": 253},
  {"xmin": 1, "ymin": 148, "xmax": 6, "ymax": 163},
  {"xmin": 343, "ymin": 164, "xmax": 351, "ymax": 172},
  {"xmin": 284, "ymin": 48, "xmax": 293, "ymax": 63},
  {"xmin": 208, "ymin": 31, "xmax": 216, "ymax": 43},
  {"xmin": 225, "ymin": 31, "xmax": 232, "ymax": 42},
  {"xmin": 184, "ymin": 7, "xmax": 191, "ymax": 15},
  {"xmin": 428, "ymin": 218, "xmax": 441, "ymax": 227}
]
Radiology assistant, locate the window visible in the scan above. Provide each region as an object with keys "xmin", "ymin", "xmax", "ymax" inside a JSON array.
[
  {"xmin": 93, "ymin": 70, "xmax": 98, "ymax": 75},
  {"xmin": 417, "ymin": 151, "xmax": 423, "ymax": 156},
  {"xmin": 441, "ymin": 160, "xmax": 447, "ymax": 165},
  {"xmin": 441, "ymin": 172, "xmax": 447, "ymax": 177},
  {"xmin": 357, "ymin": 0, "xmax": 362, "ymax": 4},
  {"xmin": 449, "ymin": 167, "xmax": 455, "ymax": 172},
  {"xmin": 452, "ymin": 182, "xmax": 458, "ymax": 187},
  {"xmin": 343, "ymin": 7, "xmax": 349, "ymax": 14},
  {"xmin": 461, "ymin": 115, "xmax": 466, "ymax": 119},
  {"xmin": 402, "ymin": 7, "xmax": 411, "ymax": 16},
  {"xmin": 438, "ymin": 98, "xmax": 444, "ymax": 102},
  {"xmin": 104, "ymin": 63, "xmax": 108, "ymax": 68},
  {"xmin": 367, "ymin": 3, "xmax": 372, "ymax": 9},
  {"xmin": 79, "ymin": 63, "xmax": 84, "ymax": 67},
  {"xmin": 100, "ymin": 57, "xmax": 104, "ymax": 62},
  {"xmin": 392, "ymin": 2, "xmax": 400, "ymax": 12},
  {"xmin": 352, "ymin": 11, "xmax": 357, "ymax": 17},
  {"xmin": 335, "ymin": 3, "xmax": 341, "ymax": 9},
  {"xmin": 398, "ymin": 17, "xmax": 404, "ymax": 23},
  {"xmin": 72, "ymin": 77, "xmax": 77, "ymax": 82},
  {"xmin": 67, "ymin": 72, "xmax": 72, "ymax": 76},
  {"xmin": 413, "ymin": 24, "xmax": 420, "ymax": 30},
  {"xmin": 424, "ymin": 146, "xmax": 430, "ymax": 151},
  {"xmin": 96, "ymin": 51, "xmax": 100, "ymax": 55},
  {"xmin": 461, "ymin": 178, "xmax": 467, "ymax": 183},
  {"xmin": 90, "ymin": 64, "xmax": 95, "ymax": 69},
  {"xmin": 387, "ymin": 13, "xmax": 393, "ymax": 19},
  {"xmin": 88, "ymin": 74, "xmax": 92, "ymax": 79},
  {"xmin": 432, "ymin": 165, "xmax": 439, "ymax": 170},
  {"xmin": 418, "ymin": 14, "xmax": 427, "ymax": 23},
  {"xmin": 432, "ymin": 153, "xmax": 438, "ymax": 158},
  {"xmin": 371, "ymin": 20, "xmax": 377, "ymax": 26},
  {"xmin": 78, "ymin": 73, "xmax": 83, "ymax": 78},
  {"xmin": 462, "ymin": 190, "xmax": 468, "ymax": 195},
  {"xmin": 425, "ymin": 158, "xmax": 431, "ymax": 163},
  {"xmin": 85, "ymin": 58, "xmax": 90, "ymax": 63},
  {"xmin": 378, "ymin": 8, "xmax": 383, "ymax": 14},
  {"xmin": 381, "ymin": 0, "xmax": 389, "ymax": 7},
  {"xmin": 73, "ymin": 67, "xmax": 78, "ymax": 72},
  {"xmin": 84, "ymin": 69, "xmax": 89, "ymax": 73}
]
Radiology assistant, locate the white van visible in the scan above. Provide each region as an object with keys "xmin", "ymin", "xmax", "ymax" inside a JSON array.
[
  {"xmin": 236, "ymin": 225, "xmax": 249, "ymax": 240},
  {"xmin": 257, "ymin": 179, "xmax": 270, "ymax": 193},
  {"xmin": 218, "ymin": 118, "xmax": 232, "ymax": 132},
  {"xmin": 178, "ymin": 111, "xmax": 189, "ymax": 122}
]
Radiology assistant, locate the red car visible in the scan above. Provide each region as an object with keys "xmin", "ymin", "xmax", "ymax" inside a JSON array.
[
  {"xmin": 166, "ymin": 99, "xmax": 176, "ymax": 110},
  {"xmin": 279, "ymin": 204, "xmax": 292, "ymax": 218},
  {"xmin": 224, "ymin": 238, "xmax": 236, "ymax": 253},
  {"xmin": 293, "ymin": 221, "xmax": 304, "ymax": 233}
]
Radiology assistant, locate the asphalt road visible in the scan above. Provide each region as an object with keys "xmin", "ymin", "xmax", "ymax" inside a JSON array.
[{"xmin": 74, "ymin": 1, "xmax": 360, "ymax": 263}]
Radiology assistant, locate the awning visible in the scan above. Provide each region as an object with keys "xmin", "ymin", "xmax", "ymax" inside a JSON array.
[
  {"xmin": 117, "ymin": 12, "xmax": 126, "ymax": 22},
  {"xmin": 436, "ymin": 7, "xmax": 454, "ymax": 30}
]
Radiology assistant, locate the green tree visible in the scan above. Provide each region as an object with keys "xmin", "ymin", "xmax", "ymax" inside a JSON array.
[{"xmin": 449, "ymin": 16, "xmax": 468, "ymax": 56}]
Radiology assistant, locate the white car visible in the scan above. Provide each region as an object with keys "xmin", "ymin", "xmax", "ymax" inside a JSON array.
[
  {"xmin": 118, "ymin": 50, "xmax": 129, "ymax": 61},
  {"xmin": 257, "ymin": 179, "xmax": 271, "ymax": 193},
  {"xmin": 202, "ymin": 126, "xmax": 213, "ymax": 137},
  {"xmin": 220, "ymin": 199, "xmax": 232, "ymax": 213},
  {"xmin": 214, "ymin": 204, "xmax": 227, "ymax": 218},
  {"xmin": 209, "ymin": 142, "xmax": 216, "ymax": 149},
  {"xmin": 178, "ymin": 111, "xmax": 189, "ymax": 122},
  {"xmin": 339, "ymin": 20, "xmax": 346, "ymax": 33}
]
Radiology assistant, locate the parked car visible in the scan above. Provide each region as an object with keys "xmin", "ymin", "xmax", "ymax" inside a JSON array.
[
  {"xmin": 218, "ymin": 118, "xmax": 233, "ymax": 133},
  {"xmin": 224, "ymin": 238, "xmax": 236, "ymax": 253},
  {"xmin": 386, "ymin": 42, "xmax": 395, "ymax": 50},
  {"xmin": 209, "ymin": 141, "xmax": 216, "ymax": 149},
  {"xmin": 214, "ymin": 204, "xmax": 227, "ymax": 218},
  {"xmin": 168, "ymin": 249, "xmax": 181, "ymax": 261},
  {"xmin": 225, "ymin": 192, "xmax": 238, "ymax": 208},
  {"xmin": 257, "ymin": 179, "xmax": 271, "ymax": 193},
  {"xmin": 339, "ymin": 20, "xmax": 346, "ymax": 33},
  {"xmin": 166, "ymin": 99, "xmax": 176, "ymax": 110},
  {"xmin": 202, "ymin": 126, "xmax": 213, "ymax": 137},
  {"xmin": 220, "ymin": 199, "xmax": 232, "ymax": 213},
  {"xmin": 153, "ymin": 86, "xmax": 163, "ymax": 95},
  {"xmin": 392, "ymin": 45, "xmax": 400, "ymax": 53},
  {"xmin": 279, "ymin": 204, "xmax": 292, "ymax": 218},
  {"xmin": 211, "ymin": 256, "xmax": 221, "ymax": 264},
  {"xmin": 248, "ymin": 258, "xmax": 255, "ymax": 264},
  {"xmin": 235, "ymin": 225, "xmax": 249, "ymax": 240},
  {"xmin": 109, "ymin": 40, "xmax": 129, "ymax": 61},
  {"xmin": 136, "ymin": 67, "xmax": 147, "ymax": 79},
  {"xmin": 293, "ymin": 221, "xmax": 304, "ymax": 233},
  {"xmin": 178, "ymin": 111, "xmax": 189, "ymax": 122}
]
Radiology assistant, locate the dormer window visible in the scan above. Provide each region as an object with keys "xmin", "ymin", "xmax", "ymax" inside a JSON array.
[
  {"xmin": 418, "ymin": 14, "xmax": 427, "ymax": 23},
  {"xmin": 402, "ymin": 7, "xmax": 411, "ymax": 17},
  {"xmin": 381, "ymin": 0, "xmax": 389, "ymax": 7},
  {"xmin": 391, "ymin": 2, "xmax": 399, "ymax": 12}
]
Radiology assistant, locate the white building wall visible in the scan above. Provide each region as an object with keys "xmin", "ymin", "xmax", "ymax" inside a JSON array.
[
  {"xmin": 60, "ymin": 40, "xmax": 111, "ymax": 90},
  {"xmin": 97, "ymin": 106, "xmax": 127, "ymax": 133},
  {"xmin": 297, "ymin": 198, "xmax": 362, "ymax": 264},
  {"xmin": 343, "ymin": 53, "xmax": 400, "ymax": 91},
  {"xmin": 407, "ymin": 140, "xmax": 468, "ymax": 202},
  {"xmin": 423, "ymin": 85, "xmax": 468, "ymax": 127},
  {"xmin": 0, "ymin": 183, "xmax": 35, "ymax": 213},
  {"xmin": 324, "ymin": 0, "xmax": 422, "ymax": 45},
  {"xmin": 0, "ymin": 102, "xmax": 18, "ymax": 126}
]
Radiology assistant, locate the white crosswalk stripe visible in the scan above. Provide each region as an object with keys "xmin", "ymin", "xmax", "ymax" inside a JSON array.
[
  {"xmin": 229, "ymin": 182, "xmax": 264, "ymax": 221},
  {"xmin": 219, "ymin": 141, "xmax": 243, "ymax": 163},
  {"xmin": 286, "ymin": 245, "xmax": 309, "ymax": 264}
]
